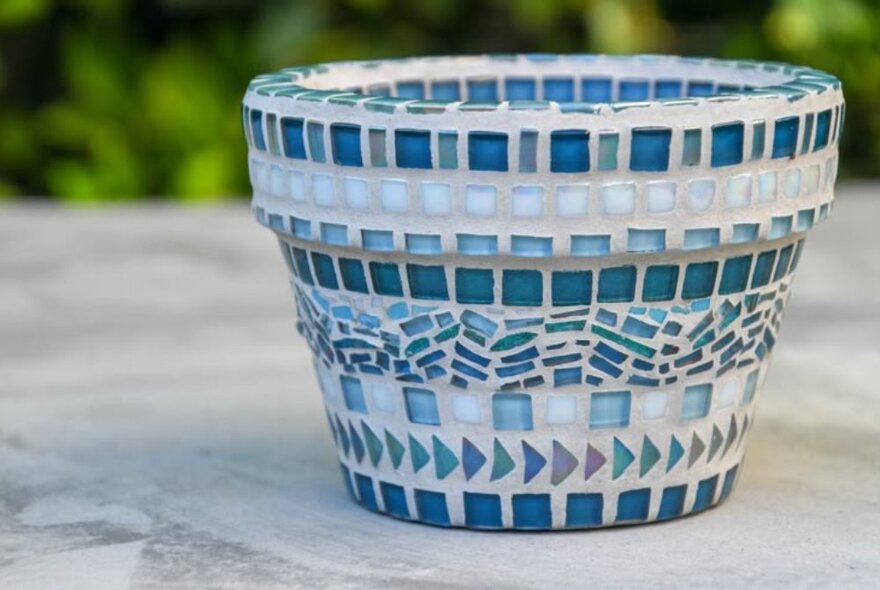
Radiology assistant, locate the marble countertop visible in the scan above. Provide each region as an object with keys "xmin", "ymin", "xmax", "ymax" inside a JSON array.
[{"xmin": 2, "ymin": 186, "xmax": 879, "ymax": 589}]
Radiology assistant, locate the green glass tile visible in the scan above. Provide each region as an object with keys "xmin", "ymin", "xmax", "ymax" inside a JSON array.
[
  {"xmin": 369, "ymin": 128, "xmax": 387, "ymax": 167},
  {"xmin": 434, "ymin": 324, "xmax": 461, "ymax": 343},
  {"xmin": 751, "ymin": 121, "xmax": 766, "ymax": 159},
  {"xmin": 433, "ymin": 435, "xmax": 460, "ymax": 480},
  {"xmin": 519, "ymin": 129, "xmax": 538, "ymax": 173},
  {"xmin": 490, "ymin": 438, "xmax": 515, "ymax": 481},
  {"xmin": 683, "ymin": 128, "xmax": 701, "ymax": 166},
  {"xmin": 463, "ymin": 329, "xmax": 486, "ymax": 347},
  {"xmin": 490, "ymin": 332, "xmax": 537, "ymax": 352},
  {"xmin": 590, "ymin": 324, "xmax": 657, "ymax": 358},
  {"xmin": 409, "ymin": 434, "xmax": 430, "ymax": 472},
  {"xmin": 545, "ymin": 320, "xmax": 586, "ymax": 333},
  {"xmin": 385, "ymin": 429, "xmax": 405, "ymax": 469},
  {"xmin": 598, "ymin": 133, "xmax": 619, "ymax": 170},
  {"xmin": 439, "ymin": 131, "xmax": 458, "ymax": 169},
  {"xmin": 612, "ymin": 437, "xmax": 635, "ymax": 479},
  {"xmin": 405, "ymin": 338, "xmax": 430, "ymax": 357},
  {"xmin": 307, "ymin": 121, "xmax": 326, "ymax": 162},
  {"xmin": 362, "ymin": 421, "xmax": 384, "ymax": 467},
  {"xmin": 265, "ymin": 113, "xmax": 280, "ymax": 156}
]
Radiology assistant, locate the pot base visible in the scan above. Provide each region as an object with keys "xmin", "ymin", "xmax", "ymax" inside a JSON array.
[{"xmin": 340, "ymin": 460, "xmax": 741, "ymax": 530}]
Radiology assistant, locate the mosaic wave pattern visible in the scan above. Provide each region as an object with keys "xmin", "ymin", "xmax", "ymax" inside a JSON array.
[{"xmin": 244, "ymin": 54, "xmax": 842, "ymax": 529}]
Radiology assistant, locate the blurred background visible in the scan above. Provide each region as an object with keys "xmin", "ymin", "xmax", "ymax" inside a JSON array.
[{"xmin": 1, "ymin": 0, "xmax": 877, "ymax": 203}]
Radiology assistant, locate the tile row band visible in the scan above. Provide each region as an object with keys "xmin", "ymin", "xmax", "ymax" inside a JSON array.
[
  {"xmin": 244, "ymin": 105, "xmax": 842, "ymax": 175},
  {"xmin": 275, "ymin": 237, "xmax": 805, "ymax": 307},
  {"xmin": 341, "ymin": 461, "xmax": 741, "ymax": 528}
]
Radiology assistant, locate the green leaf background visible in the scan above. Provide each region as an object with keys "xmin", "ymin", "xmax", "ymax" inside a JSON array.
[{"xmin": 1, "ymin": 0, "xmax": 877, "ymax": 202}]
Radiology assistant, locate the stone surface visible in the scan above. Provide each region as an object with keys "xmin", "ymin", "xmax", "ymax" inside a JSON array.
[{"xmin": 1, "ymin": 187, "xmax": 879, "ymax": 588}]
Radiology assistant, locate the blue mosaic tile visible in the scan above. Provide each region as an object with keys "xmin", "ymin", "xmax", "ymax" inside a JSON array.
[
  {"xmin": 330, "ymin": 123, "xmax": 363, "ymax": 167},
  {"xmin": 550, "ymin": 130, "xmax": 590, "ymax": 173},
  {"xmin": 711, "ymin": 122, "xmax": 744, "ymax": 167},
  {"xmin": 630, "ymin": 128, "xmax": 671, "ymax": 171},
  {"xmin": 395, "ymin": 129, "xmax": 432, "ymax": 169},
  {"xmin": 468, "ymin": 131, "xmax": 508, "ymax": 172}
]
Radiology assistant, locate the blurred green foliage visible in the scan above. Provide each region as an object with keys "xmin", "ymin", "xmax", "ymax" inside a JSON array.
[{"xmin": 1, "ymin": 0, "xmax": 877, "ymax": 202}]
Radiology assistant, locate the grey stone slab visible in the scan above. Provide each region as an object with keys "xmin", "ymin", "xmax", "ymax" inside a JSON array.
[{"xmin": 1, "ymin": 188, "xmax": 879, "ymax": 589}]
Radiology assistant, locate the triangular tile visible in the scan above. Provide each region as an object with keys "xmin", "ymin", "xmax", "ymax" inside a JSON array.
[
  {"xmin": 490, "ymin": 438, "xmax": 515, "ymax": 481},
  {"xmin": 361, "ymin": 421, "xmax": 383, "ymax": 467},
  {"xmin": 385, "ymin": 429, "xmax": 405, "ymax": 469},
  {"xmin": 707, "ymin": 424, "xmax": 724, "ymax": 462},
  {"xmin": 433, "ymin": 435, "xmax": 459, "ymax": 480},
  {"xmin": 336, "ymin": 415, "xmax": 350, "ymax": 456},
  {"xmin": 584, "ymin": 443, "xmax": 606, "ymax": 481},
  {"xmin": 551, "ymin": 440, "xmax": 578, "ymax": 485},
  {"xmin": 349, "ymin": 421, "xmax": 365, "ymax": 463},
  {"xmin": 409, "ymin": 434, "xmax": 430, "ymax": 473},
  {"xmin": 722, "ymin": 415, "xmax": 738, "ymax": 458},
  {"xmin": 688, "ymin": 432, "xmax": 705, "ymax": 468},
  {"xmin": 666, "ymin": 435, "xmax": 684, "ymax": 472},
  {"xmin": 639, "ymin": 435, "xmax": 661, "ymax": 477},
  {"xmin": 612, "ymin": 437, "xmax": 635, "ymax": 479},
  {"xmin": 326, "ymin": 411, "xmax": 338, "ymax": 445},
  {"xmin": 522, "ymin": 441, "xmax": 546, "ymax": 484},
  {"xmin": 462, "ymin": 437, "xmax": 487, "ymax": 481},
  {"xmin": 738, "ymin": 414, "xmax": 750, "ymax": 449}
]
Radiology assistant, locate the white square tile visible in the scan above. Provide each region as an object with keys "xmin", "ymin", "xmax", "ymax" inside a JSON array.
[
  {"xmin": 758, "ymin": 171, "xmax": 777, "ymax": 202},
  {"xmin": 806, "ymin": 164, "xmax": 820, "ymax": 194},
  {"xmin": 380, "ymin": 179, "xmax": 408, "ymax": 212},
  {"xmin": 600, "ymin": 182, "xmax": 635, "ymax": 216},
  {"xmin": 421, "ymin": 182, "xmax": 452, "ymax": 216},
  {"xmin": 717, "ymin": 379, "xmax": 738, "ymax": 409},
  {"xmin": 312, "ymin": 173, "xmax": 335, "ymax": 207},
  {"xmin": 555, "ymin": 184, "xmax": 589, "ymax": 217},
  {"xmin": 646, "ymin": 181, "xmax": 676, "ymax": 214},
  {"xmin": 288, "ymin": 170, "xmax": 305, "ymax": 201},
  {"xmin": 641, "ymin": 391, "xmax": 668, "ymax": 419},
  {"xmin": 687, "ymin": 179, "xmax": 715, "ymax": 211},
  {"xmin": 249, "ymin": 158, "xmax": 265, "ymax": 188},
  {"xmin": 784, "ymin": 168, "xmax": 801, "ymax": 198},
  {"xmin": 452, "ymin": 394, "xmax": 481, "ymax": 423},
  {"xmin": 545, "ymin": 395, "xmax": 577, "ymax": 425},
  {"xmin": 343, "ymin": 177, "xmax": 369, "ymax": 209},
  {"xmin": 465, "ymin": 184, "xmax": 497, "ymax": 217},
  {"xmin": 371, "ymin": 383, "xmax": 396, "ymax": 413},
  {"xmin": 269, "ymin": 165, "xmax": 286, "ymax": 197},
  {"xmin": 725, "ymin": 174, "xmax": 752, "ymax": 209},
  {"xmin": 511, "ymin": 185, "xmax": 544, "ymax": 217},
  {"xmin": 317, "ymin": 370, "xmax": 337, "ymax": 401}
]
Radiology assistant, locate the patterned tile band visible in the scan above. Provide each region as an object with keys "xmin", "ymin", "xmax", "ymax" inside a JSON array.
[
  {"xmin": 247, "ymin": 54, "xmax": 839, "ymax": 528},
  {"xmin": 244, "ymin": 55, "xmax": 842, "ymax": 257}
]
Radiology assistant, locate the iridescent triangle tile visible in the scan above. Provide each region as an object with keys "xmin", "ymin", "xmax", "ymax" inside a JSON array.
[
  {"xmin": 722, "ymin": 415, "xmax": 738, "ymax": 458},
  {"xmin": 433, "ymin": 435, "xmax": 459, "ymax": 479},
  {"xmin": 707, "ymin": 424, "xmax": 724, "ymax": 462},
  {"xmin": 361, "ymin": 420, "xmax": 384, "ymax": 467},
  {"xmin": 462, "ymin": 437, "xmax": 487, "ymax": 481},
  {"xmin": 349, "ymin": 421, "xmax": 365, "ymax": 463},
  {"xmin": 522, "ymin": 441, "xmax": 547, "ymax": 484},
  {"xmin": 490, "ymin": 438, "xmax": 515, "ymax": 481},
  {"xmin": 584, "ymin": 443, "xmax": 606, "ymax": 481},
  {"xmin": 666, "ymin": 435, "xmax": 684, "ymax": 472},
  {"xmin": 385, "ymin": 429, "xmax": 405, "ymax": 469},
  {"xmin": 612, "ymin": 437, "xmax": 635, "ymax": 479},
  {"xmin": 551, "ymin": 440, "xmax": 578, "ymax": 485},
  {"xmin": 409, "ymin": 434, "xmax": 430, "ymax": 473},
  {"xmin": 639, "ymin": 435, "xmax": 661, "ymax": 477},
  {"xmin": 688, "ymin": 432, "xmax": 706, "ymax": 468}
]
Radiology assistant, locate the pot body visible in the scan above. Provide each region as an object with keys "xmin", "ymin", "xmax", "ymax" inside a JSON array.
[{"xmin": 244, "ymin": 55, "xmax": 842, "ymax": 529}]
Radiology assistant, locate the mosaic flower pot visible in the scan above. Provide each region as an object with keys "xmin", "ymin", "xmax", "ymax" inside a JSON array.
[{"xmin": 243, "ymin": 55, "xmax": 843, "ymax": 529}]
